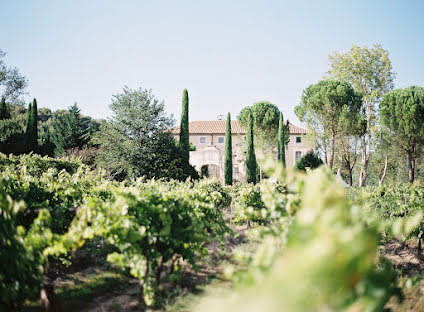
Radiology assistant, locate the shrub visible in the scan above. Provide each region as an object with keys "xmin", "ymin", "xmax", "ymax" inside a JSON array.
[
  {"xmin": 65, "ymin": 181, "xmax": 229, "ymax": 306},
  {"xmin": 193, "ymin": 179, "xmax": 232, "ymax": 208},
  {"xmin": 60, "ymin": 146, "xmax": 99, "ymax": 170},
  {"xmin": 233, "ymin": 183, "xmax": 266, "ymax": 224},
  {"xmin": 294, "ymin": 151, "xmax": 323, "ymax": 171}
]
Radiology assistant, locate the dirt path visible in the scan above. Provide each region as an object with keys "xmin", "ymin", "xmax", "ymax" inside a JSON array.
[
  {"xmin": 82, "ymin": 223, "xmax": 248, "ymax": 312},
  {"xmin": 381, "ymin": 239, "xmax": 424, "ymax": 311}
]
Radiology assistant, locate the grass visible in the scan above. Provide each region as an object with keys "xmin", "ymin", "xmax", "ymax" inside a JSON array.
[
  {"xmin": 56, "ymin": 269, "xmax": 129, "ymax": 301},
  {"xmin": 24, "ymin": 268, "xmax": 131, "ymax": 311}
]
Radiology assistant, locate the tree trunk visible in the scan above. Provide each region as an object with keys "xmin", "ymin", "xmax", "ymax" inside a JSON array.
[
  {"xmin": 347, "ymin": 166, "xmax": 353, "ymax": 186},
  {"xmin": 40, "ymin": 278, "xmax": 62, "ymax": 312},
  {"xmin": 169, "ymin": 254, "xmax": 178, "ymax": 275},
  {"xmin": 408, "ymin": 151, "xmax": 415, "ymax": 183},
  {"xmin": 324, "ymin": 146, "xmax": 328, "ymax": 165},
  {"xmin": 379, "ymin": 154, "xmax": 388, "ymax": 186},
  {"xmin": 155, "ymin": 257, "xmax": 164, "ymax": 286},
  {"xmin": 358, "ymin": 135, "xmax": 368, "ymax": 187},
  {"xmin": 359, "ymin": 100, "xmax": 372, "ymax": 187},
  {"xmin": 139, "ymin": 258, "xmax": 149, "ymax": 306},
  {"xmin": 329, "ymin": 130, "xmax": 335, "ymax": 169}
]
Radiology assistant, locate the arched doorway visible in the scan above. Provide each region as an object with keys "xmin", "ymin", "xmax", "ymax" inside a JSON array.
[
  {"xmin": 200, "ymin": 164, "xmax": 221, "ymax": 179},
  {"xmin": 190, "ymin": 147, "xmax": 225, "ymax": 182}
]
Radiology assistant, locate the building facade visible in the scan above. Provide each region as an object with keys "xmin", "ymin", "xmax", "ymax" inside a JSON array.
[{"xmin": 171, "ymin": 119, "xmax": 311, "ymax": 181}]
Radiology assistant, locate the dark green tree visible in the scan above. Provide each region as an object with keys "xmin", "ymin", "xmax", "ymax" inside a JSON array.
[
  {"xmin": 380, "ymin": 86, "xmax": 424, "ymax": 183},
  {"xmin": 25, "ymin": 102, "xmax": 32, "ymax": 133},
  {"xmin": 0, "ymin": 97, "xmax": 9, "ymax": 120},
  {"xmin": 277, "ymin": 112, "xmax": 289, "ymax": 167},
  {"xmin": 30, "ymin": 98, "xmax": 38, "ymax": 153},
  {"xmin": 0, "ymin": 103, "xmax": 25, "ymax": 154},
  {"xmin": 295, "ymin": 151, "xmax": 324, "ymax": 172},
  {"xmin": 295, "ymin": 80, "xmax": 362, "ymax": 170},
  {"xmin": 93, "ymin": 86, "xmax": 198, "ymax": 181},
  {"xmin": 179, "ymin": 89, "xmax": 190, "ymax": 167},
  {"xmin": 51, "ymin": 103, "xmax": 88, "ymax": 155},
  {"xmin": 246, "ymin": 112, "xmax": 257, "ymax": 184},
  {"xmin": 224, "ymin": 112, "xmax": 233, "ymax": 185},
  {"xmin": 25, "ymin": 99, "xmax": 38, "ymax": 153},
  {"xmin": 0, "ymin": 119, "xmax": 24, "ymax": 154}
]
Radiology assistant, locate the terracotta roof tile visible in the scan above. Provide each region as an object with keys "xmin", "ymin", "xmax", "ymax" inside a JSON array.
[
  {"xmin": 289, "ymin": 123, "xmax": 308, "ymax": 134},
  {"xmin": 170, "ymin": 120, "xmax": 307, "ymax": 135}
]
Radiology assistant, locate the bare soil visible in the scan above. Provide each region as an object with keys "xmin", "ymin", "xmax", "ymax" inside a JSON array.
[
  {"xmin": 381, "ymin": 239, "xmax": 424, "ymax": 311},
  {"xmin": 81, "ymin": 223, "xmax": 248, "ymax": 312}
]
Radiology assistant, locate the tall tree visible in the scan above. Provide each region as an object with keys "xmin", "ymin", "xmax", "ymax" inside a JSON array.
[
  {"xmin": 51, "ymin": 103, "xmax": 88, "ymax": 155},
  {"xmin": 336, "ymin": 106, "xmax": 366, "ymax": 185},
  {"xmin": 179, "ymin": 89, "xmax": 190, "ymax": 167},
  {"xmin": 224, "ymin": 112, "xmax": 233, "ymax": 185},
  {"xmin": 246, "ymin": 112, "xmax": 257, "ymax": 184},
  {"xmin": 326, "ymin": 44, "xmax": 395, "ymax": 186},
  {"xmin": 93, "ymin": 86, "xmax": 197, "ymax": 181},
  {"xmin": 25, "ymin": 102, "xmax": 32, "ymax": 134},
  {"xmin": 27, "ymin": 98, "xmax": 38, "ymax": 153},
  {"xmin": 295, "ymin": 80, "xmax": 362, "ymax": 171},
  {"xmin": 25, "ymin": 100, "xmax": 38, "ymax": 153},
  {"xmin": 277, "ymin": 112, "xmax": 288, "ymax": 167},
  {"xmin": 0, "ymin": 49, "xmax": 27, "ymax": 103},
  {"xmin": 0, "ymin": 97, "xmax": 9, "ymax": 120},
  {"xmin": 238, "ymin": 101, "xmax": 280, "ymax": 158},
  {"xmin": 380, "ymin": 86, "xmax": 424, "ymax": 183}
]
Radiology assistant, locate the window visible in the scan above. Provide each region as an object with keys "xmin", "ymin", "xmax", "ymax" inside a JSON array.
[
  {"xmin": 199, "ymin": 136, "xmax": 206, "ymax": 144},
  {"xmin": 218, "ymin": 136, "xmax": 224, "ymax": 144},
  {"xmin": 295, "ymin": 151, "xmax": 302, "ymax": 161},
  {"xmin": 296, "ymin": 136, "xmax": 302, "ymax": 144}
]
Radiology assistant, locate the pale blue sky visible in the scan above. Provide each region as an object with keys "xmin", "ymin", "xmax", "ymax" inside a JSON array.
[{"xmin": 1, "ymin": 0, "xmax": 423, "ymax": 125}]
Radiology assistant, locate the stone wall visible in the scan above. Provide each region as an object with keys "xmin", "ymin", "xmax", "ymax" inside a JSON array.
[{"xmin": 179, "ymin": 133, "xmax": 312, "ymax": 182}]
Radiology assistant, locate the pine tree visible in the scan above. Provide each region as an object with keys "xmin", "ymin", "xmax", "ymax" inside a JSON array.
[
  {"xmin": 246, "ymin": 111, "xmax": 257, "ymax": 184},
  {"xmin": 67, "ymin": 103, "xmax": 85, "ymax": 147},
  {"xmin": 51, "ymin": 103, "xmax": 87, "ymax": 155},
  {"xmin": 179, "ymin": 89, "xmax": 190, "ymax": 167},
  {"xmin": 0, "ymin": 97, "xmax": 9, "ymax": 120},
  {"xmin": 224, "ymin": 112, "xmax": 233, "ymax": 185},
  {"xmin": 278, "ymin": 112, "xmax": 286, "ymax": 167}
]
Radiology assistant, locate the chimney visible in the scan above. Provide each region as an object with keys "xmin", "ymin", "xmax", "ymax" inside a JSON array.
[{"xmin": 217, "ymin": 115, "xmax": 224, "ymax": 120}]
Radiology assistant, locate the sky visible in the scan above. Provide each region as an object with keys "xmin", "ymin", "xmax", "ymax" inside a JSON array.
[{"xmin": 1, "ymin": 0, "xmax": 424, "ymax": 126}]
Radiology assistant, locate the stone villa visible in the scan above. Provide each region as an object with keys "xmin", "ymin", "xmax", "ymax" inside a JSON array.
[{"xmin": 171, "ymin": 118, "xmax": 310, "ymax": 181}]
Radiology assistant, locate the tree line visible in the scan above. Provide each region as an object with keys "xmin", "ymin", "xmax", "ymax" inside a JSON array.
[
  {"xmin": 0, "ymin": 49, "xmax": 197, "ymax": 182},
  {"xmin": 295, "ymin": 44, "xmax": 424, "ymax": 185},
  {"xmin": 2, "ymin": 44, "xmax": 422, "ymax": 186}
]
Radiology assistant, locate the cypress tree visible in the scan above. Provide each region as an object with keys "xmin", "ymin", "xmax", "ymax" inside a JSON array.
[
  {"xmin": 224, "ymin": 112, "xmax": 233, "ymax": 185},
  {"xmin": 25, "ymin": 98, "xmax": 38, "ymax": 153},
  {"xmin": 25, "ymin": 102, "xmax": 32, "ymax": 152},
  {"xmin": 31, "ymin": 98, "xmax": 38, "ymax": 152},
  {"xmin": 0, "ymin": 97, "xmax": 9, "ymax": 120},
  {"xmin": 246, "ymin": 111, "xmax": 257, "ymax": 184},
  {"xmin": 278, "ymin": 112, "xmax": 286, "ymax": 167},
  {"xmin": 180, "ymin": 89, "xmax": 190, "ymax": 166}
]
